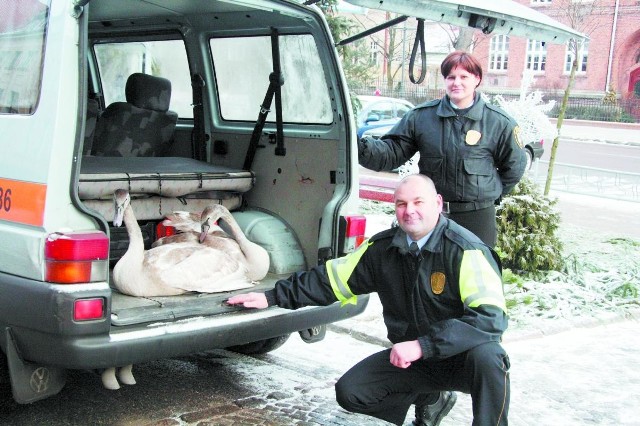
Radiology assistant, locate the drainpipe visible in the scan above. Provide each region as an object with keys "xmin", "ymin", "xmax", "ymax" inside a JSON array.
[{"xmin": 605, "ymin": 0, "xmax": 620, "ymax": 92}]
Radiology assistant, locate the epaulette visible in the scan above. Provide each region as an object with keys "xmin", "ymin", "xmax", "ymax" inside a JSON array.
[
  {"xmin": 414, "ymin": 98, "xmax": 440, "ymax": 110},
  {"xmin": 368, "ymin": 226, "xmax": 397, "ymax": 242},
  {"xmin": 485, "ymin": 103, "xmax": 517, "ymax": 125}
]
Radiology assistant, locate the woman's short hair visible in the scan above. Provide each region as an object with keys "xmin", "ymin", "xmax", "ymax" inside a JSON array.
[{"xmin": 440, "ymin": 51, "xmax": 483, "ymax": 84}]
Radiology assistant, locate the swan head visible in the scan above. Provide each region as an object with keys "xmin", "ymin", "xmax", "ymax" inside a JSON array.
[
  {"xmin": 113, "ymin": 189, "xmax": 131, "ymax": 227},
  {"xmin": 199, "ymin": 205, "xmax": 225, "ymax": 243}
]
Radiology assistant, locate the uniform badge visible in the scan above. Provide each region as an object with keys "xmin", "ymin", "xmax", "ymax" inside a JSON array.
[
  {"xmin": 513, "ymin": 126, "xmax": 524, "ymax": 149},
  {"xmin": 430, "ymin": 272, "xmax": 446, "ymax": 295},
  {"xmin": 465, "ymin": 130, "xmax": 481, "ymax": 145}
]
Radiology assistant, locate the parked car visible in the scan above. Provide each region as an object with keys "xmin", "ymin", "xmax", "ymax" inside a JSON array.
[
  {"xmin": 362, "ymin": 126, "xmax": 545, "ymax": 170},
  {"xmin": 356, "ymin": 95, "xmax": 414, "ymax": 138},
  {"xmin": 524, "ymin": 138, "xmax": 545, "ymax": 170}
]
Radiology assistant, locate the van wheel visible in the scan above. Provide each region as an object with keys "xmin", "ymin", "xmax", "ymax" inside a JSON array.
[
  {"xmin": 227, "ymin": 334, "xmax": 291, "ymax": 355},
  {"xmin": 0, "ymin": 351, "xmax": 9, "ymax": 389}
]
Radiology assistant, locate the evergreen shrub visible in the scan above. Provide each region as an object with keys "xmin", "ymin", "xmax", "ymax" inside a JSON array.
[{"xmin": 496, "ymin": 176, "xmax": 564, "ymax": 273}]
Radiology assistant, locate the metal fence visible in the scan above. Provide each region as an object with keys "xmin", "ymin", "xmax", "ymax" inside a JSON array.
[
  {"xmin": 531, "ymin": 161, "xmax": 640, "ymax": 203},
  {"xmin": 351, "ymin": 84, "xmax": 640, "ymax": 123}
]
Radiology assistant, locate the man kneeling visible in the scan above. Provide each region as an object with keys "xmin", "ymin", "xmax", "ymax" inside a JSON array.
[{"xmin": 228, "ymin": 174, "xmax": 510, "ymax": 425}]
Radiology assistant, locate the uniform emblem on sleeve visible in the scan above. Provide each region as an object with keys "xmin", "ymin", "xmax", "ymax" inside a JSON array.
[
  {"xmin": 513, "ymin": 126, "xmax": 524, "ymax": 149},
  {"xmin": 465, "ymin": 130, "xmax": 481, "ymax": 145},
  {"xmin": 430, "ymin": 272, "xmax": 446, "ymax": 295}
]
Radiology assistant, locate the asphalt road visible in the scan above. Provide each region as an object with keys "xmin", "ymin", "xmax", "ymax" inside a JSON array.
[{"xmin": 541, "ymin": 138, "xmax": 639, "ymax": 173}]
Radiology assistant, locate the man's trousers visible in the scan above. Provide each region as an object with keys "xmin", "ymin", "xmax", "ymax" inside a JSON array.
[{"xmin": 335, "ymin": 342, "xmax": 510, "ymax": 425}]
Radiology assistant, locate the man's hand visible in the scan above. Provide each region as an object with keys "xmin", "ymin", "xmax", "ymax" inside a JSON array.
[
  {"xmin": 226, "ymin": 292, "xmax": 269, "ymax": 309},
  {"xmin": 389, "ymin": 340, "xmax": 422, "ymax": 369}
]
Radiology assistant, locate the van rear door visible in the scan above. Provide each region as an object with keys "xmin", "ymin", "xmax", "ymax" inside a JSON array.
[{"xmin": 343, "ymin": 0, "xmax": 586, "ymax": 43}]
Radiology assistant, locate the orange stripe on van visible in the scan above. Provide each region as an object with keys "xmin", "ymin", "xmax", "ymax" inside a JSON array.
[{"xmin": 0, "ymin": 178, "xmax": 47, "ymax": 227}]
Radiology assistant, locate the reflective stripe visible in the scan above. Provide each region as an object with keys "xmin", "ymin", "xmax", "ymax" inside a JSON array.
[
  {"xmin": 326, "ymin": 240, "xmax": 372, "ymax": 306},
  {"xmin": 459, "ymin": 249, "xmax": 506, "ymax": 312}
]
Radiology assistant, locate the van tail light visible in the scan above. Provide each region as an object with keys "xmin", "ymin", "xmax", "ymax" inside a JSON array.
[
  {"xmin": 156, "ymin": 221, "xmax": 175, "ymax": 240},
  {"xmin": 340, "ymin": 215, "xmax": 367, "ymax": 255},
  {"xmin": 74, "ymin": 298, "xmax": 105, "ymax": 321},
  {"xmin": 45, "ymin": 231, "xmax": 109, "ymax": 284}
]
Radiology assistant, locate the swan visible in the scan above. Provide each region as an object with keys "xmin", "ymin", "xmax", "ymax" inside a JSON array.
[
  {"xmin": 151, "ymin": 210, "xmax": 227, "ymax": 247},
  {"xmin": 199, "ymin": 204, "xmax": 270, "ymax": 282},
  {"xmin": 111, "ymin": 189, "xmax": 263, "ymax": 297},
  {"xmin": 106, "ymin": 190, "xmax": 270, "ymax": 390},
  {"xmin": 151, "ymin": 205, "xmax": 270, "ymax": 283}
]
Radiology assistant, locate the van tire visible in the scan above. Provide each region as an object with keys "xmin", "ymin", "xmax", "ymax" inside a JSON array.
[
  {"xmin": 0, "ymin": 351, "xmax": 10, "ymax": 398},
  {"xmin": 227, "ymin": 334, "xmax": 291, "ymax": 355}
]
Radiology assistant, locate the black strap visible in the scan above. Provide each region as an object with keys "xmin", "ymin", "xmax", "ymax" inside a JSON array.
[
  {"xmin": 191, "ymin": 73, "xmax": 207, "ymax": 161},
  {"xmin": 409, "ymin": 19, "xmax": 426, "ymax": 84},
  {"xmin": 243, "ymin": 27, "xmax": 285, "ymax": 170},
  {"xmin": 271, "ymin": 28, "xmax": 286, "ymax": 157}
]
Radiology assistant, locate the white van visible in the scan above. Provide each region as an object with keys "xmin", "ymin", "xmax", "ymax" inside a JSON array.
[{"xmin": 0, "ymin": 0, "xmax": 582, "ymax": 404}]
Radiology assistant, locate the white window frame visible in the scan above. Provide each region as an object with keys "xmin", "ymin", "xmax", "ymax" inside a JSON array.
[
  {"xmin": 488, "ymin": 35, "xmax": 509, "ymax": 72},
  {"xmin": 525, "ymin": 39, "xmax": 547, "ymax": 73},
  {"xmin": 564, "ymin": 40, "xmax": 589, "ymax": 74}
]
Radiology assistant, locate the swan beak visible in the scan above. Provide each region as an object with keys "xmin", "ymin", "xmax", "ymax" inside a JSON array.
[
  {"xmin": 113, "ymin": 206, "xmax": 125, "ymax": 227},
  {"xmin": 200, "ymin": 222, "xmax": 210, "ymax": 243}
]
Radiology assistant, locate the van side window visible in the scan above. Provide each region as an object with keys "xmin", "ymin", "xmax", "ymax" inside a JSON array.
[
  {"xmin": 210, "ymin": 34, "xmax": 333, "ymax": 124},
  {"xmin": 0, "ymin": 0, "xmax": 50, "ymax": 114},
  {"xmin": 93, "ymin": 39, "xmax": 192, "ymax": 118}
]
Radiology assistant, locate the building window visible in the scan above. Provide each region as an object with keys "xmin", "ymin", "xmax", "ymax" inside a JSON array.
[
  {"xmin": 525, "ymin": 40, "xmax": 547, "ymax": 73},
  {"xmin": 564, "ymin": 40, "xmax": 589, "ymax": 73},
  {"xmin": 488, "ymin": 35, "xmax": 509, "ymax": 71},
  {"xmin": 370, "ymin": 41, "xmax": 379, "ymax": 66}
]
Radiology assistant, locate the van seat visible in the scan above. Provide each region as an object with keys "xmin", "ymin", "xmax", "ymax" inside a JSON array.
[
  {"xmin": 83, "ymin": 97, "xmax": 100, "ymax": 155},
  {"xmin": 91, "ymin": 73, "xmax": 177, "ymax": 157}
]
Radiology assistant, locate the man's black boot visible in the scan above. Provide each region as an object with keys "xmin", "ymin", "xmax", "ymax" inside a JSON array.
[{"xmin": 413, "ymin": 391, "xmax": 457, "ymax": 426}]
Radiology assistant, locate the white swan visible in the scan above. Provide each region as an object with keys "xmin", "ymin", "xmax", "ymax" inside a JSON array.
[
  {"xmin": 151, "ymin": 205, "xmax": 270, "ymax": 283},
  {"xmin": 112, "ymin": 189, "xmax": 264, "ymax": 297},
  {"xmin": 199, "ymin": 204, "xmax": 270, "ymax": 282}
]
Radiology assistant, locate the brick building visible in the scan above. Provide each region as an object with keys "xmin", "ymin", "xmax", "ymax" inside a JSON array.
[{"xmin": 473, "ymin": 0, "xmax": 640, "ymax": 100}]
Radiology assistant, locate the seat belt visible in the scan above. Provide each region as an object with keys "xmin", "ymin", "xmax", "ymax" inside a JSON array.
[
  {"xmin": 243, "ymin": 27, "xmax": 285, "ymax": 170},
  {"xmin": 191, "ymin": 73, "xmax": 207, "ymax": 161}
]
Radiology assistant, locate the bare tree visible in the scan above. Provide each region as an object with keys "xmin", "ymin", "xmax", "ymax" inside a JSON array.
[
  {"xmin": 439, "ymin": 25, "xmax": 477, "ymax": 52},
  {"xmin": 543, "ymin": 0, "xmax": 605, "ymax": 195},
  {"xmin": 350, "ymin": 12, "xmax": 411, "ymax": 91}
]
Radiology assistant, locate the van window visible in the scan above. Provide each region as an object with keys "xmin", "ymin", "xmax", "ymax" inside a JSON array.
[
  {"xmin": 0, "ymin": 0, "xmax": 50, "ymax": 114},
  {"xmin": 94, "ymin": 39, "xmax": 192, "ymax": 118},
  {"xmin": 211, "ymin": 35, "xmax": 333, "ymax": 124}
]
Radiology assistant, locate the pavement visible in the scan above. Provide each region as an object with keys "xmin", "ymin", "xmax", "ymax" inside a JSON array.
[{"xmin": 334, "ymin": 119, "xmax": 640, "ymax": 424}]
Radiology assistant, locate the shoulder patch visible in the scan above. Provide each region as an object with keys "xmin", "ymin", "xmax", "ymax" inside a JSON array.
[{"xmin": 513, "ymin": 125, "xmax": 524, "ymax": 149}]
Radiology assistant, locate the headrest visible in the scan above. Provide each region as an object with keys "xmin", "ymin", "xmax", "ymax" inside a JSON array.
[{"xmin": 125, "ymin": 73, "xmax": 172, "ymax": 112}]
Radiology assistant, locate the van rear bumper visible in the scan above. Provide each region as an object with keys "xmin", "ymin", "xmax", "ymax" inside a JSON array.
[{"xmin": 0, "ymin": 272, "xmax": 368, "ymax": 369}]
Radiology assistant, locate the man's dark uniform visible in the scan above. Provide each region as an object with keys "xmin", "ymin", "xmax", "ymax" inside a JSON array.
[{"xmin": 265, "ymin": 215, "xmax": 510, "ymax": 425}]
